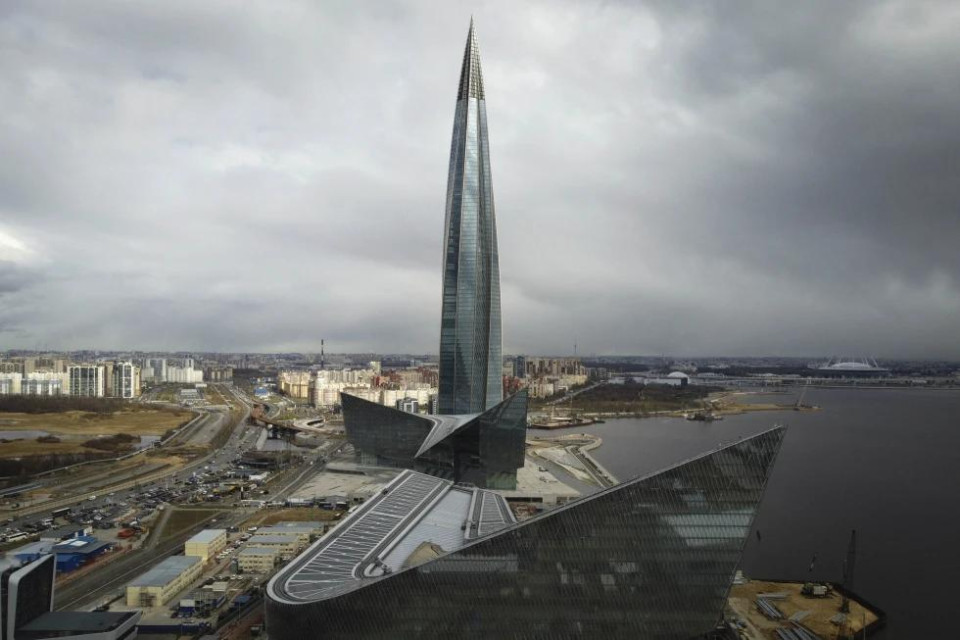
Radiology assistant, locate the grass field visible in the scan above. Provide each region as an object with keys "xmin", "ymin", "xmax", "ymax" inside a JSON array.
[
  {"xmin": 154, "ymin": 507, "xmax": 226, "ymax": 544},
  {"xmin": 0, "ymin": 440, "xmax": 112, "ymax": 459},
  {"xmin": 0, "ymin": 409, "xmax": 190, "ymax": 459},
  {"xmin": 201, "ymin": 385, "xmax": 228, "ymax": 405},
  {"xmin": 0, "ymin": 409, "xmax": 190, "ymax": 436}
]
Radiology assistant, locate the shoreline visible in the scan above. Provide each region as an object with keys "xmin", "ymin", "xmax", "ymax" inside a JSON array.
[{"xmin": 528, "ymin": 434, "xmax": 619, "ymax": 488}]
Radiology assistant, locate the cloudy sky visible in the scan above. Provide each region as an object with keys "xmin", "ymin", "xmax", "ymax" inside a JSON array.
[{"xmin": 1, "ymin": 1, "xmax": 958, "ymax": 358}]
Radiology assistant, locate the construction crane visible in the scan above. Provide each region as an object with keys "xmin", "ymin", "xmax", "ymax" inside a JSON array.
[{"xmin": 840, "ymin": 528, "xmax": 857, "ymax": 613}]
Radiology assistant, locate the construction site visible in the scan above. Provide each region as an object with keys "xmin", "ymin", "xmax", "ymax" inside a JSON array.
[{"xmin": 724, "ymin": 532, "xmax": 885, "ymax": 639}]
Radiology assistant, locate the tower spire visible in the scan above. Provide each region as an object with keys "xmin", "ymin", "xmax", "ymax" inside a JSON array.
[
  {"xmin": 439, "ymin": 19, "xmax": 501, "ymax": 414},
  {"xmin": 457, "ymin": 18, "xmax": 485, "ymax": 100}
]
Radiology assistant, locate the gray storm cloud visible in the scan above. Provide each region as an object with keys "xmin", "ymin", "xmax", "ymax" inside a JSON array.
[{"xmin": 0, "ymin": 0, "xmax": 957, "ymax": 358}]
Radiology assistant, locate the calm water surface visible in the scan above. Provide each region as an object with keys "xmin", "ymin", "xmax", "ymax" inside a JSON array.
[{"xmin": 542, "ymin": 388, "xmax": 960, "ymax": 639}]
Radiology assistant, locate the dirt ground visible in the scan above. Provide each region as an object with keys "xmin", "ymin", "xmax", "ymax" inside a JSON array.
[
  {"xmin": 244, "ymin": 507, "xmax": 342, "ymax": 527},
  {"xmin": 152, "ymin": 507, "xmax": 227, "ymax": 544},
  {"xmin": 0, "ymin": 440, "xmax": 109, "ymax": 458},
  {"xmin": 728, "ymin": 580, "xmax": 877, "ymax": 639},
  {"xmin": 0, "ymin": 409, "xmax": 190, "ymax": 436}
]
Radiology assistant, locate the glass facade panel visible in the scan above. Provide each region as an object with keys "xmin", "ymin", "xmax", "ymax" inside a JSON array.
[
  {"xmin": 342, "ymin": 391, "xmax": 527, "ymax": 489},
  {"xmin": 341, "ymin": 393, "xmax": 434, "ymax": 468},
  {"xmin": 266, "ymin": 427, "xmax": 786, "ymax": 639},
  {"xmin": 416, "ymin": 390, "xmax": 527, "ymax": 489},
  {"xmin": 438, "ymin": 21, "xmax": 502, "ymax": 415}
]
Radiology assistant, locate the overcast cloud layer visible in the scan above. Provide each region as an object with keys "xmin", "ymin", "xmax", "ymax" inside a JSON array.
[{"xmin": 1, "ymin": 1, "xmax": 958, "ymax": 358}]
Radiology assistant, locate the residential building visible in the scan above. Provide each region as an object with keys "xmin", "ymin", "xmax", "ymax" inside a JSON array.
[
  {"xmin": 67, "ymin": 365, "xmax": 105, "ymax": 397},
  {"xmin": 165, "ymin": 362, "xmax": 202, "ymax": 384},
  {"xmin": 111, "ymin": 362, "xmax": 140, "ymax": 398},
  {"xmin": 278, "ymin": 371, "xmax": 312, "ymax": 399},
  {"xmin": 395, "ymin": 398, "xmax": 419, "ymax": 414},
  {"xmin": 21, "ymin": 373, "xmax": 64, "ymax": 396},
  {"xmin": 203, "ymin": 365, "xmax": 233, "ymax": 382},
  {"xmin": 0, "ymin": 373, "xmax": 22, "ymax": 395},
  {"xmin": 142, "ymin": 358, "xmax": 166, "ymax": 383}
]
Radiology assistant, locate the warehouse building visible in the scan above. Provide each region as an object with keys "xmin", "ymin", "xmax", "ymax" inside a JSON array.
[
  {"xmin": 13, "ymin": 536, "xmax": 113, "ymax": 573},
  {"xmin": 126, "ymin": 555, "xmax": 203, "ymax": 607},
  {"xmin": 184, "ymin": 529, "xmax": 227, "ymax": 563},
  {"xmin": 237, "ymin": 547, "xmax": 278, "ymax": 574}
]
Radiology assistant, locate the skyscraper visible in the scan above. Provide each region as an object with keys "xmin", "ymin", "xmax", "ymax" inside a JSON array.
[
  {"xmin": 339, "ymin": 19, "xmax": 525, "ymax": 490},
  {"xmin": 438, "ymin": 20, "xmax": 502, "ymax": 415}
]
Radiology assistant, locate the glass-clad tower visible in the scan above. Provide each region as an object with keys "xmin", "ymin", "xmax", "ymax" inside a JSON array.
[{"xmin": 438, "ymin": 20, "xmax": 502, "ymax": 415}]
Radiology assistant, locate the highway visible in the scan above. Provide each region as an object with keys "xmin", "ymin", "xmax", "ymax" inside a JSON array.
[
  {"xmin": 51, "ymin": 384, "xmax": 329, "ymax": 611},
  {"xmin": 542, "ymin": 380, "xmax": 606, "ymax": 406}
]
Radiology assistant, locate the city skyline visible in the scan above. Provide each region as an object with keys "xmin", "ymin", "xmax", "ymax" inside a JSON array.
[
  {"xmin": 438, "ymin": 20, "xmax": 502, "ymax": 414},
  {"xmin": 1, "ymin": 3, "xmax": 958, "ymax": 359}
]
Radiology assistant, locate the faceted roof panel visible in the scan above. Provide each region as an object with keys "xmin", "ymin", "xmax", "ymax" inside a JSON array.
[
  {"xmin": 266, "ymin": 427, "xmax": 786, "ymax": 639},
  {"xmin": 269, "ymin": 470, "xmax": 513, "ymax": 603}
]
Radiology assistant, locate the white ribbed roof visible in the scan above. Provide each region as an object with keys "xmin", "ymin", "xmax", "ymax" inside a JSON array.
[{"xmin": 268, "ymin": 470, "xmax": 514, "ymax": 604}]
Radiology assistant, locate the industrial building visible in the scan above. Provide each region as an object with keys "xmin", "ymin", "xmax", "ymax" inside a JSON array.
[
  {"xmin": 184, "ymin": 529, "xmax": 227, "ymax": 563},
  {"xmin": 12, "ymin": 536, "xmax": 112, "ymax": 573},
  {"xmin": 177, "ymin": 581, "xmax": 228, "ymax": 618},
  {"xmin": 341, "ymin": 388, "xmax": 527, "ymax": 490},
  {"xmin": 265, "ymin": 427, "xmax": 785, "ymax": 639},
  {"xmin": 236, "ymin": 547, "xmax": 278, "ymax": 574},
  {"xmin": 126, "ymin": 555, "xmax": 203, "ymax": 607}
]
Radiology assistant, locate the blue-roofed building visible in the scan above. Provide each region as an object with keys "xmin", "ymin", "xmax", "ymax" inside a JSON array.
[{"xmin": 13, "ymin": 536, "xmax": 113, "ymax": 573}]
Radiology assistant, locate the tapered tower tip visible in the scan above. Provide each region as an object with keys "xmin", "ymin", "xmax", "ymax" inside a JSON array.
[{"xmin": 458, "ymin": 19, "xmax": 485, "ymax": 100}]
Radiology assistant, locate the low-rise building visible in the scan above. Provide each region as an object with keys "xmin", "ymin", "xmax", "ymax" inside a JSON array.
[
  {"xmin": 126, "ymin": 555, "xmax": 203, "ymax": 607},
  {"xmin": 184, "ymin": 529, "xmax": 227, "ymax": 563},
  {"xmin": 13, "ymin": 536, "xmax": 113, "ymax": 573},
  {"xmin": 247, "ymin": 534, "xmax": 299, "ymax": 560},
  {"xmin": 254, "ymin": 523, "xmax": 321, "ymax": 546},
  {"xmin": 237, "ymin": 546, "xmax": 278, "ymax": 574}
]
